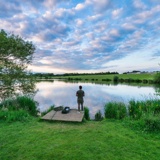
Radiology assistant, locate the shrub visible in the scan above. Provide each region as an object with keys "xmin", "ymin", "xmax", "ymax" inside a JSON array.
[
  {"xmin": 104, "ymin": 102, "xmax": 127, "ymax": 119},
  {"xmin": 16, "ymin": 96, "xmax": 39, "ymax": 116},
  {"xmin": 95, "ymin": 110, "xmax": 103, "ymax": 121},
  {"xmin": 0, "ymin": 96, "xmax": 39, "ymax": 116},
  {"xmin": 143, "ymin": 79, "xmax": 148, "ymax": 83},
  {"xmin": 119, "ymin": 78, "xmax": 124, "ymax": 83},
  {"xmin": 84, "ymin": 107, "xmax": 90, "ymax": 120},
  {"xmin": 113, "ymin": 76, "xmax": 119, "ymax": 82},
  {"xmin": 135, "ymin": 79, "xmax": 142, "ymax": 83}
]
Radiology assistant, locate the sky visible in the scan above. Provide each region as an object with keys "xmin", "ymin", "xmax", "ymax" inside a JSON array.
[{"xmin": 1, "ymin": 0, "xmax": 160, "ymax": 74}]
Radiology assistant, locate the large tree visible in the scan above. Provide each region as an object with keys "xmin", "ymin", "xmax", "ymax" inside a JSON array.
[{"xmin": 0, "ymin": 29, "xmax": 36, "ymax": 101}]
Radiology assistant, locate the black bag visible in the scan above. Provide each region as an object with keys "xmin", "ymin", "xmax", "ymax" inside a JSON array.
[{"xmin": 62, "ymin": 107, "xmax": 70, "ymax": 114}]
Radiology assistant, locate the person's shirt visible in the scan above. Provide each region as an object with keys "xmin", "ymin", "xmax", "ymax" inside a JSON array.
[{"xmin": 76, "ymin": 89, "xmax": 85, "ymax": 100}]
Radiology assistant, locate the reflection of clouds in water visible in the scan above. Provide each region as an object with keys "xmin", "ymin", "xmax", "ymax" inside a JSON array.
[{"xmin": 34, "ymin": 81, "xmax": 158, "ymax": 119}]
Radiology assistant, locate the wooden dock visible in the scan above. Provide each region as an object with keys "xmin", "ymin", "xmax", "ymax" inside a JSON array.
[{"xmin": 41, "ymin": 109, "xmax": 84, "ymax": 122}]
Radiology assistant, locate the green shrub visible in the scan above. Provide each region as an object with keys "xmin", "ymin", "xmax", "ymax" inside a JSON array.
[
  {"xmin": 95, "ymin": 110, "xmax": 103, "ymax": 121},
  {"xmin": 104, "ymin": 102, "xmax": 127, "ymax": 119},
  {"xmin": 84, "ymin": 107, "xmax": 90, "ymax": 120},
  {"xmin": 143, "ymin": 79, "xmax": 148, "ymax": 83},
  {"xmin": 16, "ymin": 96, "xmax": 39, "ymax": 116},
  {"xmin": 113, "ymin": 76, "xmax": 119, "ymax": 82},
  {"xmin": 0, "ymin": 96, "xmax": 39, "ymax": 116}
]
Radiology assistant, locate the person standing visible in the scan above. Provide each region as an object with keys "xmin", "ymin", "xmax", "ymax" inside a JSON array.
[{"xmin": 76, "ymin": 85, "xmax": 85, "ymax": 111}]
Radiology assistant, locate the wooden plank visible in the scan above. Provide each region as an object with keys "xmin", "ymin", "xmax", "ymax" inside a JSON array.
[
  {"xmin": 41, "ymin": 109, "xmax": 84, "ymax": 122},
  {"xmin": 41, "ymin": 110, "xmax": 56, "ymax": 120},
  {"xmin": 52, "ymin": 109, "xmax": 84, "ymax": 122}
]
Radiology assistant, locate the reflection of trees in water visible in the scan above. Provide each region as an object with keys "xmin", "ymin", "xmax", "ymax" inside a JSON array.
[
  {"xmin": 0, "ymin": 29, "xmax": 36, "ymax": 101},
  {"xmin": 153, "ymin": 84, "xmax": 160, "ymax": 96},
  {"xmin": 0, "ymin": 78, "xmax": 36, "ymax": 101}
]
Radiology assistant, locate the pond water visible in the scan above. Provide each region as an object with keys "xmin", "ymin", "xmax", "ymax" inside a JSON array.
[{"xmin": 34, "ymin": 80, "xmax": 160, "ymax": 119}]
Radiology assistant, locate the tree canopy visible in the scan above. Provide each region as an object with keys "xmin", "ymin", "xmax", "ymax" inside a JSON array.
[{"xmin": 0, "ymin": 29, "xmax": 36, "ymax": 101}]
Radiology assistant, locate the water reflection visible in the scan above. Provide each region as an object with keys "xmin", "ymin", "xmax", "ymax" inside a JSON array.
[{"xmin": 34, "ymin": 80, "xmax": 159, "ymax": 119}]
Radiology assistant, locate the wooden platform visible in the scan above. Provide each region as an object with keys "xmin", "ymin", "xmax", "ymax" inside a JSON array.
[{"xmin": 41, "ymin": 109, "xmax": 84, "ymax": 122}]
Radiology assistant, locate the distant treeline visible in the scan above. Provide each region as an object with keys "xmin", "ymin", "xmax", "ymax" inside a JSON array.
[{"xmin": 32, "ymin": 71, "xmax": 119, "ymax": 77}]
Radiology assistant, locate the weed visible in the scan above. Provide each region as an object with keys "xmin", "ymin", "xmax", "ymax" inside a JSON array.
[{"xmin": 94, "ymin": 110, "xmax": 103, "ymax": 121}]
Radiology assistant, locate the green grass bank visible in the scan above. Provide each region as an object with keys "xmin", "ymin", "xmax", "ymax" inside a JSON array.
[
  {"xmin": 0, "ymin": 119, "xmax": 160, "ymax": 160},
  {"xmin": 1, "ymin": 95, "xmax": 160, "ymax": 160},
  {"xmin": 53, "ymin": 73, "xmax": 155, "ymax": 81}
]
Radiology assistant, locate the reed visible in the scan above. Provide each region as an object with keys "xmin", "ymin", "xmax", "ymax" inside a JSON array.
[
  {"xmin": 94, "ymin": 110, "xmax": 103, "ymax": 121},
  {"xmin": 104, "ymin": 102, "xmax": 127, "ymax": 120},
  {"xmin": 84, "ymin": 106, "xmax": 90, "ymax": 120}
]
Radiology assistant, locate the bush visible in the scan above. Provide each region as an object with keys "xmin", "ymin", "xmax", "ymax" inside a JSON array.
[
  {"xmin": 84, "ymin": 107, "xmax": 90, "ymax": 120},
  {"xmin": 0, "ymin": 96, "xmax": 39, "ymax": 116},
  {"xmin": 16, "ymin": 96, "xmax": 39, "ymax": 116},
  {"xmin": 104, "ymin": 102, "xmax": 127, "ymax": 119},
  {"xmin": 95, "ymin": 110, "xmax": 103, "ymax": 121},
  {"xmin": 113, "ymin": 76, "xmax": 119, "ymax": 82}
]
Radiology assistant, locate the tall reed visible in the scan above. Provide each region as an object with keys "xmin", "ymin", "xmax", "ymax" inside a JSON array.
[
  {"xmin": 84, "ymin": 107, "xmax": 90, "ymax": 120},
  {"xmin": 104, "ymin": 102, "xmax": 127, "ymax": 119}
]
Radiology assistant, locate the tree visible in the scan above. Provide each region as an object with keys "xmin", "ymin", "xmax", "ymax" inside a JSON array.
[{"xmin": 0, "ymin": 29, "xmax": 36, "ymax": 101}]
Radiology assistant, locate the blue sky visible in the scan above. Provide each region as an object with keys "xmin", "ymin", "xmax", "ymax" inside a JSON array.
[{"xmin": 1, "ymin": 0, "xmax": 160, "ymax": 74}]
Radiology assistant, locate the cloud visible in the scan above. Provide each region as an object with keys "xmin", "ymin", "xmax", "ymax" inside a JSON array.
[
  {"xmin": 87, "ymin": 0, "xmax": 111, "ymax": 13},
  {"xmin": 133, "ymin": 0, "xmax": 147, "ymax": 10},
  {"xmin": 75, "ymin": 3, "xmax": 86, "ymax": 11},
  {"xmin": 1, "ymin": 0, "xmax": 160, "ymax": 73},
  {"xmin": 112, "ymin": 8, "xmax": 123, "ymax": 18},
  {"xmin": 0, "ymin": 1, "xmax": 21, "ymax": 18}
]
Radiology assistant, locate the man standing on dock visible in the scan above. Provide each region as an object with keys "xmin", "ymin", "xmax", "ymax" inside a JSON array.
[{"xmin": 76, "ymin": 85, "xmax": 85, "ymax": 111}]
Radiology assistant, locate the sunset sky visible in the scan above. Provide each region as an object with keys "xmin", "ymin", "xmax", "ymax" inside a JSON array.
[{"xmin": 1, "ymin": 0, "xmax": 160, "ymax": 74}]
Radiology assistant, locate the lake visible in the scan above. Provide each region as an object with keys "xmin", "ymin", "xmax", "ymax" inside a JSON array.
[{"xmin": 34, "ymin": 80, "xmax": 160, "ymax": 119}]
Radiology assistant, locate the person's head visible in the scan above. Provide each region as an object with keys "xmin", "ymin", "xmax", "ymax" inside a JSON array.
[{"xmin": 79, "ymin": 85, "xmax": 82, "ymax": 89}]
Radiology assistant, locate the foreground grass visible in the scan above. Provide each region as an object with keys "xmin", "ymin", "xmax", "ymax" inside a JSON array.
[{"xmin": 0, "ymin": 119, "xmax": 160, "ymax": 160}]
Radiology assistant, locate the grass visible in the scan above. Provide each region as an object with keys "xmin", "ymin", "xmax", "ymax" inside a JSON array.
[
  {"xmin": 55, "ymin": 73, "xmax": 155, "ymax": 81},
  {"xmin": 1, "ymin": 96, "xmax": 160, "ymax": 159},
  {"xmin": 0, "ymin": 119, "xmax": 160, "ymax": 160}
]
